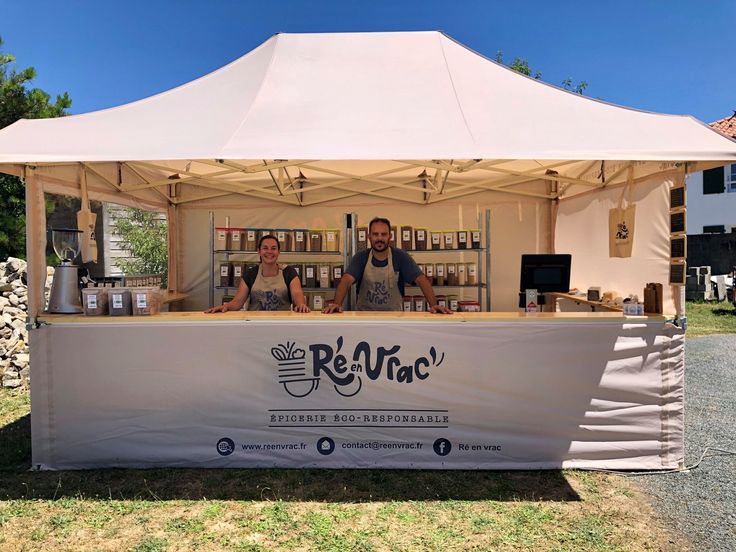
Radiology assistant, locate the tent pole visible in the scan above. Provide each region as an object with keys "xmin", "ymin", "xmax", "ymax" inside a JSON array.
[
  {"xmin": 167, "ymin": 202, "xmax": 178, "ymax": 294},
  {"xmin": 24, "ymin": 166, "xmax": 47, "ymax": 323}
]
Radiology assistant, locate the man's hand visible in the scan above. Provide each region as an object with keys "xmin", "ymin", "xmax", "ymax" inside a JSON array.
[
  {"xmin": 205, "ymin": 304, "xmax": 228, "ymax": 314},
  {"xmin": 322, "ymin": 303, "xmax": 344, "ymax": 314},
  {"xmin": 429, "ymin": 304, "xmax": 453, "ymax": 314},
  {"xmin": 293, "ymin": 304, "xmax": 311, "ymax": 313}
]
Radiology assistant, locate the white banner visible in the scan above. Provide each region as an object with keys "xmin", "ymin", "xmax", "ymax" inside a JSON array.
[{"xmin": 30, "ymin": 319, "xmax": 684, "ymax": 470}]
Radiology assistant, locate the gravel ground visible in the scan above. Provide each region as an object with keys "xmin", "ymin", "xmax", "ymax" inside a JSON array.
[{"xmin": 632, "ymin": 334, "xmax": 736, "ymax": 551}]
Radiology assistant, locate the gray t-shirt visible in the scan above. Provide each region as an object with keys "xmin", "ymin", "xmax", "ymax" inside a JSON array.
[{"xmin": 345, "ymin": 248, "xmax": 422, "ymax": 296}]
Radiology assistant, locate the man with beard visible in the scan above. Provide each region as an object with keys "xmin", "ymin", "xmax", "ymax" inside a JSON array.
[{"xmin": 323, "ymin": 217, "xmax": 452, "ymax": 313}]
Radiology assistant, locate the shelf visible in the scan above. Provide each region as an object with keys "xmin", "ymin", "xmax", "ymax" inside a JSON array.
[
  {"xmin": 402, "ymin": 248, "xmax": 485, "ymax": 253},
  {"xmin": 216, "ymin": 286, "xmax": 336, "ymax": 291},
  {"xmin": 214, "ymin": 250, "xmax": 342, "ymax": 255},
  {"xmin": 406, "ymin": 284, "xmax": 485, "ymax": 289}
]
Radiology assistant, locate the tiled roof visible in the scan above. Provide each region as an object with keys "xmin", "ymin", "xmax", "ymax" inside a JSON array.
[{"xmin": 710, "ymin": 112, "xmax": 736, "ymax": 138}]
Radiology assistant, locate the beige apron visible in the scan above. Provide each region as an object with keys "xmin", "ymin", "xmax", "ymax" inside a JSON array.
[
  {"xmin": 248, "ymin": 265, "xmax": 291, "ymax": 311},
  {"xmin": 355, "ymin": 248, "xmax": 404, "ymax": 311}
]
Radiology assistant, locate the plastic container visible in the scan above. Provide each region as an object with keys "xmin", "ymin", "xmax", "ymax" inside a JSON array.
[
  {"xmin": 400, "ymin": 225, "xmax": 413, "ymax": 250},
  {"xmin": 312, "ymin": 293, "xmax": 325, "ymax": 311},
  {"xmin": 447, "ymin": 294, "xmax": 459, "ymax": 311},
  {"xmin": 331, "ymin": 265, "xmax": 343, "ymax": 286},
  {"xmin": 457, "ymin": 263, "xmax": 467, "ymax": 286},
  {"xmin": 414, "ymin": 228, "xmax": 428, "ymax": 251},
  {"xmin": 436, "ymin": 294, "xmax": 447, "ymax": 309},
  {"xmin": 403, "ymin": 296, "xmax": 412, "ymax": 312},
  {"xmin": 458, "ymin": 300, "xmax": 481, "ymax": 312},
  {"xmin": 244, "ymin": 229, "xmax": 257, "ymax": 251},
  {"xmin": 233, "ymin": 263, "xmax": 244, "ymax": 287},
  {"xmin": 132, "ymin": 287, "xmax": 161, "ymax": 316},
  {"xmin": 318, "ymin": 265, "xmax": 331, "ymax": 288},
  {"xmin": 82, "ymin": 287, "xmax": 109, "ymax": 316},
  {"xmin": 304, "ymin": 264, "xmax": 317, "ymax": 288},
  {"xmin": 293, "ymin": 229, "xmax": 307, "ymax": 252},
  {"xmin": 215, "ymin": 228, "xmax": 229, "ymax": 250},
  {"xmin": 424, "ymin": 263, "xmax": 434, "ymax": 285},
  {"xmin": 446, "ymin": 263, "xmax": 457, "ymax": 286},
  {"xmin": 430, "ymin": 231, "xmax": 442, "ymax": 250},
  {"xmin": 108, "ymin": 289, "xmax": 132, "ymax": 316},
  {"xmin": 325, "ymin": 229, "xmax": 340, "ymax": 252},
  {"xmin": 467, "ymin": 263, "xmax": 478, "ymax": 285},
  {"xmin": 229, "ymin": 228, "xmax": 242, "ymax": 251},
  {"xmin": 356, "ymin": 226, "xmax": 368, "ymax": 251},
  {"xmin": 435, "ymin": 263, "xmax": 446, "ymax": 286},
  {"xmin": 219, "ymin": 263, "xmax": 232, "ymax": 287},
  {"xmin": 309, "ymin": 230, "xmax": 323, "ymax": 252},
  {"xmin": 413, "ymin": 296, "xmax": 425, "ymax": 312},
  {"xmin": 443, "ymin": 231, "xmax": 457, "ymax": 250},
  {"xmin": 457, "ymin": 230, "xmax": 469, "ymax": 250},
  {"xmin": 470, "ymin": 230, "xmax": 481, "ymax": 249},
  {"xmin": 275, "ymin": 230, "xmax": 289, "ymax": 250}
]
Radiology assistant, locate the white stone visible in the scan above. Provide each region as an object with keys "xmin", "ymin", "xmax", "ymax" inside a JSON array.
[
  {"xmin": 0, "ymin": 296, "xmax": 8, "ymax": 309},
  {"xmin": 2, "ymin": 378, "xmax": 22, "ymax": 388},
  {"xmin": 3, "ymin": 306, "xmax": 22, "ymax": 316},
  {"xmin": 7, "ymin": 257, "xmax": 25, "ymax": 274},
  {"xmin": 11, "ymin": 319, "xmax": 25, "ymax": 330},
  {"xmin": 2, "ymin": 313, "xmax": 12, "ymax": 326},
  {"xmin": 7, "ymin": 293, "xmax": 20, "ymax": 306}
]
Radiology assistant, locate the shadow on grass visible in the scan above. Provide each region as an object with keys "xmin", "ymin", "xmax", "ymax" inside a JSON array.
[
  {"xmin": 712, "ymin": 308, "xmax": 736, "ymax": 316},
  {"xmin": 0, "ymin": 415, "xmax": 579, "ymax": 503}
]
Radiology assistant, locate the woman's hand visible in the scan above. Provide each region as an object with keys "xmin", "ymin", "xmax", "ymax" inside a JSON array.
[
  {"xmin": 205, "ymin": 304, "xmax": 228, "ymax": 314},
  {"xmin": 293, "ymin": 304, "xmax": 311, "ymax": 313}
]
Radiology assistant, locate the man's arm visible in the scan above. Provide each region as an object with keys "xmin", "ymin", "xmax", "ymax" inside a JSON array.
[
  {"xmin": 323, "ymin": 273, "xmax": 355, "ymax": 313},
  {"xmin": 415, "ymin": 274, "xmax": 453, "ymax": 314}
]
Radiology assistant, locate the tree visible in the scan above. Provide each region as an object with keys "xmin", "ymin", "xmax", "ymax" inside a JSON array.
[
  {"xmin": 495, "ymin": 51, "xmax": 587, "ymax": 95},
  {"xmin": 0, "ymin": 36, "xmax": 72, "ymax": 260},
  {"xmin": 113, "ymin": 208, "xmax": 168, "ymax": 286}
]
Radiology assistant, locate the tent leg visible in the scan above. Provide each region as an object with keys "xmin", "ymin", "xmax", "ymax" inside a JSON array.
[
  {"xmin": 167, "ymin": 203, "xmax": 178, "ymax": 293},
  {"xmin": 24, "ymin": 167, "xmax": 47, "ymax": 323}
]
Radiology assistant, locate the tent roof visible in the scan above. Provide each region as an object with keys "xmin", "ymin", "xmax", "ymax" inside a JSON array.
[{"xmin": 1, "ymin": 31, "xmax": 735, "ymax": 207}]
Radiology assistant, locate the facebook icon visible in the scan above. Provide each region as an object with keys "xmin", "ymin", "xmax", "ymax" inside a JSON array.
[{"xmin": 433, "ymin": 438, "xmax": 452, "ymax": 457}]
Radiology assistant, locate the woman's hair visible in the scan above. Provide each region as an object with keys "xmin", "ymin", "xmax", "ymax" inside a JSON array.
[{"xmin": 258, "ymin": 234, "xmax": 281, "ymax": 250}]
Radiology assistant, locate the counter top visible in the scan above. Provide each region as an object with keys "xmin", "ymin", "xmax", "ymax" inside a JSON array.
[{"xmin": 38, "ymin": 310, "xmax": 668, "ymax": 325}]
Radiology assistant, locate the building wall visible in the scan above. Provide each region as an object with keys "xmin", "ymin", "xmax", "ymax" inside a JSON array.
[{"xmin": 685, "ymin": 165, "xmax": 736, "ymax": 234}]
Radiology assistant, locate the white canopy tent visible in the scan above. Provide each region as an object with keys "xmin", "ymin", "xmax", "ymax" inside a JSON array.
[{"xmin": 1, "ymin": 31, "xmax": 735, "ymax": 316}]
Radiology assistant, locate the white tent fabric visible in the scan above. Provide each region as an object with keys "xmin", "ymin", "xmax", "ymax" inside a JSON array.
[{"xmin": 1, "ymin": 31, "xmax": 735, "ymax": 163}]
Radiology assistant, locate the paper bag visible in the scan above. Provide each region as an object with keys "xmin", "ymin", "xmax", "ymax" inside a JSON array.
[
  {"xmin": 608, "ymin": 168, "xmax": 636, "ymax": 258},
  {"xmin": 78, "ymin": 167, "xmax": 98, "ymax": 263}
]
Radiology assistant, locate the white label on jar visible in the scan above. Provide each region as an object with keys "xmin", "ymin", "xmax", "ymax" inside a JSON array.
[
  {"xmin": 403, "ymin": 300, "xmax": 412, "ymax": 312},
  {"xmin": 358, "ymin": 229, "xmax": 367, "ymax": 241},
  {"xmin": 402, "ymin": 230, "xmax": 410, "ymax": 241},
  {"xmin": 432, "ymin": 234, "xmax": 440, "ymax": 244},
  {"xmin": 469, "ymin": 265, "xmax": 477, "ymax": 276},
  {"xmin": 472, "ymin": 231, "xmax": 480, "ymax": 242},
  {"xmin": 450, "ymin": 299, "xmax": 459, "ymax": 310},
  {"xmin": 417, "ymin": 230, "xmax": 425, "ymax": 240},
  {"xmin": 234, "ymin": 265, "xmax": 242, "ymax": 277},
  {"xmin": 448, "ymin": 265, "xmax": 456, "ymax": 274},
  {"xmin": 459, "ymin": 232, "xmax": 467, "ymax": 243},
  {"xmin": 444, "ymin": 233, "xmax": 454, "ymax": 245},
  {"xmin": 390, "ymin": 230, "xmax": 395, "ymax": 241},
  {"xmin": 327, "ymin": 231, "xmax": 336, "ymax": 242},
  {"xmin": 87, "ymin": 294, "xmax": 97, "ymax": 309},
  {"xmin": 217, "ymin": 231, "xmax": 227, "ymax": 240},
  {"xmin": 277, "ymin": 231, "xmax": 286, "ymax": 241},
  {"xmin": 415, "ymin": 300, "xmax": 425, "ymax": 312},
  {"xmin": 112, "ymin": 294, "xmax": 123, "ymax": 309},
  {"xmin": 232, "ymin": 232, "xmax": 241, "ymax": 242},
  {"xmin": 314, "ymin": 296, "xmax": 324, "ymax": 309},
  {"xmin": 437, "ymin": 265, "xmax": 445, "ymax": 276},
  {"xmin": 247, "ymin": 230, "xmax": 255, "ymax": 240},
  {"xmin": 296, "ymin": 232, "xmax": 304, "ymax": 242},
  {"xmin": 425, "ymin": 265, "xmax": 434, "ymax": 277},
  {"xmin": 320, "ymin": 266, "xmax": 329, "ymax": 277},
  {"xmin": 307, "ymin": 267, "xmax": 314, "ymax": 277},
  {"xmin": 334, "ymin": 268, "xmax": 342, "ymax": 278},
  {"xmin": 220, "ymin": 266, "xmax": 229, "ymax": 276},
  {"xmin": 458, "ymin": 264, "xmax": 466, "ymax": 273},
  {"xmin": 438, "ymin": 298, "xmax": 447, "ymax": 308},
  {"xmin": 136, "ymin": 293, "xmax": 148, "ymax": 308}
]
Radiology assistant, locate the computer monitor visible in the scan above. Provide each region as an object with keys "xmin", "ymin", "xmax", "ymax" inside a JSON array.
[{"xmin": 519, "ymin": 254, "xmax": 572, "ymax": 305}]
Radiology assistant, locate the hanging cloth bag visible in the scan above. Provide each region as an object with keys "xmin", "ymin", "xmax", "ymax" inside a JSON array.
[{"xmin": 608, "ymin": 166, "xmax": 636, "ymax": 258}]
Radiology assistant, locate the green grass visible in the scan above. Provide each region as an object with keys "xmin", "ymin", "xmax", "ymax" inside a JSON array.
[
  {"xmin": 0, "ymin": 385, "xmax": 686, "ymax": 551},
  {"xmin": 686, "ymin": 300, "xmax": 736, "ymax": 336}
]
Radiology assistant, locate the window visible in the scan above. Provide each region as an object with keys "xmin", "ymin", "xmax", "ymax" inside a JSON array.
[
  {"xmin": 728, "ymin": 164, "xmax": 736, "ymax": 193},
  {"xmin": 703, "ymin": 166, "xmax": 725, "ymax": 194}
]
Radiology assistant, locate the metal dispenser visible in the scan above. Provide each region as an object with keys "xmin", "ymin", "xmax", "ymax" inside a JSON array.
[{"xmin": 48, "ymin": 228, "xmax": 83, "ymax": 313}]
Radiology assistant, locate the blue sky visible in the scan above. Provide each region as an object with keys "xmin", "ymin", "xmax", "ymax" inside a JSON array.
[{"xmin": 2, "ymin": 0, "xmax": 735, "ymax": 123}]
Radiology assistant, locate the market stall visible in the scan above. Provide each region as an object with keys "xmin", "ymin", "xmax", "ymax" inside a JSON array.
[{"xmin": 1, "ymin": 31, "xmax": 735, "ymax": 470}]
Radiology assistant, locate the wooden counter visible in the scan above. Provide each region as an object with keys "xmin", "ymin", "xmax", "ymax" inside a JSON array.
[{"xmin": 40, "ymin": 309, "xmax": 667, "ymax": 325}]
